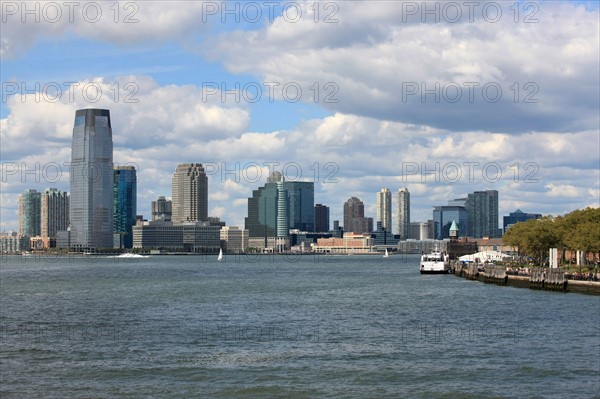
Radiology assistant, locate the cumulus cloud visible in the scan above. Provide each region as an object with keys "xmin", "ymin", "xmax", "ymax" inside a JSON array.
[{"xmin": 209, "ymin": 1, "xmax": 599, "ymax": 134}]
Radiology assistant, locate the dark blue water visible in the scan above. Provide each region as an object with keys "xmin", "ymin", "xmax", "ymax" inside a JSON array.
[{"xmin": 1, "ymin": 254, "xmax": 599, "ymax": 398}]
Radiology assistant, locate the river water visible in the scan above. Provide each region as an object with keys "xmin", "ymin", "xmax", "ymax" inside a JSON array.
[{"xmin": 1, "ymin": 254, "xmax": 598, "ymax": 398}]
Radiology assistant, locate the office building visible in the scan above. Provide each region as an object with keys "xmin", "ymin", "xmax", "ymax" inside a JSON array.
[
  {"xmin": 286, "ymin": 181, "xmax": 314, "ymax": 232},
  {"xmin": 41, "ymin": 188, "xmax": 69, "ymax": 240},
  {"xmin": 433, "ymin": 205, "xmax": 468, "ymax": 240},
  {"xmin": 220, "ymin": 226, "xmax": 249, "ymax": 253},
  {"xmin": 376, "ymin": 188, "xmax": 392, "ymax": 232},
  {"xmin": 151, "ymin": 196, "xmax": 172, "ymax": 221},
  {"xmin": 343, "ymin": 197, "xmax": 373, "ymax": 234},
  {"xmin": 113, "ymin": 166, "xmax": 137, "ymax": 248},
  {"xmin": 133, "ymin": 221, "xmax": 220, "ymax": 253},
  {"xmin": 466, "ymin": 190, "xmax": 499, "ymax": 238},
  {"xmin": 172, "ymin": 163, "xmax": 208, "ymax": 223},
  {"xmin": 314, "ymin": 204, "xmax": 330, "ymax": 232},
  {"xmin": 69, "ymin": 108, "xmax": 114, "ymax": 250},
  {"xmin": 395, "ymin": 188, "xmax": 410, "ymax": 240},
  {"xmin": 503, "ymin": 209, "xmax": 542, "ymax": 233},
  {"xmin": 18, "ymin": 189, "xmax": 41, "ymax": 237},
  {"xmin": 409, "ymin": 222, "xmax": 429, "ymax": 240}
]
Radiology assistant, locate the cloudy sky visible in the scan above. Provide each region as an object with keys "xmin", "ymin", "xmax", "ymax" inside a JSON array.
[{"xmin": 1, "ymin": 0, "xmax": 599, "ymax": 232}]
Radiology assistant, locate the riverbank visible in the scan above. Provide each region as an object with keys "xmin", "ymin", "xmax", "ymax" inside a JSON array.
[{"xmin": 453, "ymin": 264, "xmax": 600, "ymax": 295}]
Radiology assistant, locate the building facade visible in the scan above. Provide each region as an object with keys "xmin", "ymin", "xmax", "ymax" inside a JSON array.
[
  {"xmin": 314, "ymin": 204, "xmax": 330, "ymax": 232},
  {"xmin": 503, "ymin": 209, "xmax": 542, "ymax": 233},
  {"xmin": 220, "ymin": 226, "xmax": 249, "ymax": 253},
  {"xmin": 343, "ymin": 197, "xmax": 373, "ymax": 234},
  {"xmin": 395, "ymin": 188, "xmax": 410, "ymax": 240},
  {"xmin": 133, "ymin": 221, "xmax": 220, "ymax": 253},
  {"xmin": 376, "ymin": 188, "xmax": 392, "ymax": 232},
  {"xmin": 433, "ymin": 206, "xmax": 468, "ymax": 240},
  {"xmin": 18, "ymin": 189, "xmax": 41, "ymax": 237},
  {"xmin": 70, "ymin": 109, "xmax": 114, "ymax": 250},
  {"xmin": 466, "ymin": 190, "xmax": 499, "ymax": 238},
  {"xmin": 41, "ymin": 188, "xmax": 69, "ymax": 240},
  {"xmin": 113, "ymin": 166, "xmax": 137, "ymax": 248},
  {"xmin": 151, "ymin": 196, "xmax": 172, "ymax": 221},
  {"xmin": 172, "ymin": 163, "xmax": 208, "ymax": 223}
]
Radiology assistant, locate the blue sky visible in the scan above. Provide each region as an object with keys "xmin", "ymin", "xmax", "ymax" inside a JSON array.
[{"xmin": 1, "ymin": 1, "xmax": 599, "ymax": 231}]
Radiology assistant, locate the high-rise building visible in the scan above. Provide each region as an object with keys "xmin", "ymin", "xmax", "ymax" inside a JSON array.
[
  {"xmin": 18, "ymin": 189, "xmax": 41, "ymax": 237},
  {"xmin": 286, "ymin": 181, "xmax": 314, "ymax": 232},
  {"xmin": 113, "ymin": 166, "xmax": 137, "ymax": 248},
  {"xmin": 172, "ymin": 163, "xmax": 208, "ymax": 223},
  {"xmin": 503, "ymin": 209, "xmax": 541, "ymax": 233},
  {"xmin": 466, "ymin": 190, "xmax": 499, "ymax": 238},
  {"xmin": 245, "ymin": 172, "xmax": 315, "ymax": 240},
  {"xmin": 433, "ymin": 205, "xmax": 468, "ymax": 240},
  {"xmin": 395, "ymin": 188, "xmax": 410, "ymax": 240},
  {"xmin": 376, "ymin": 188, "xmax": 392, "ymax": 232},
  {"xmin": 314, "ymin": 204, "xmax": 330, "ymax": 232},
  {"xmin": 343, "ymin": 197, "xmax": 373, "ymax": 234},
  {"xmin": 41, "ymin": 188, "xmax": 69, "ymax": 239},
  {"xmin": 70, "ymin": 109, "xmax": 114, "ymax": 250},
  {"xmin": 151, "ymin": 196, "xmax": 172, "ymax": 221}
]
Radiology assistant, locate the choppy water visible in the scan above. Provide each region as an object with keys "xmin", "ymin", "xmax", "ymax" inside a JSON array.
[{"xmin": 1, "ymin": 254, "xmax": 599, "ymax": 398}]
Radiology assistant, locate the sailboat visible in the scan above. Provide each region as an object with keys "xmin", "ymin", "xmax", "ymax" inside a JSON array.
[
  {"xmin": 383, "ymin": 248, "xmax": 389, "ymax": 258},
  {"xmin": 217, "ymin": 248, "xmax": 223, "ymax": 261}
]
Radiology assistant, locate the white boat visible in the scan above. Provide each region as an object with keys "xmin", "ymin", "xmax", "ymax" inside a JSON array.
[
  {"xmin": 419, "ymin": 251, "xmax": 450, "ymax": 274},
  {"xmin": 217, "ymin": 248, "xmax": 223, "ymax": 261},
  {"xmin": 383, "ymin": 248, "xmax": 389, "ymax": 258}
]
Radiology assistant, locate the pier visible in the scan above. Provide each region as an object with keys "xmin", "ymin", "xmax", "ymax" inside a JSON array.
[{"xmin": 453, "ymin": 264, "xmax": 600, "ymax": 295}]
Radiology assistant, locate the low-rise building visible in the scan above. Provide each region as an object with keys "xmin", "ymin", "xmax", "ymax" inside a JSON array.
[
  {"xmin": 313, "ymin": 233, "xmax": 373, "ymax": 254},
  {"xmin": 133, "ymin": 221, "xmax": 220, "ymax": 253},
  {"xmin": 220, "ymin": 226, "xmax": 249, "ymax": 253}
]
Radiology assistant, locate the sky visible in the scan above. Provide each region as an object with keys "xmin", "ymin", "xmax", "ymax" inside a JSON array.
[{"xmin": 1, "ymin": 0, "xmax": 599, "ymax": 233}]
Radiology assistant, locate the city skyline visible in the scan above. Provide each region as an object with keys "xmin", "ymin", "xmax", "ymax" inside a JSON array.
[{"xmin": 1, "ymin": 2, "xmax": 598, "ymax": 234}]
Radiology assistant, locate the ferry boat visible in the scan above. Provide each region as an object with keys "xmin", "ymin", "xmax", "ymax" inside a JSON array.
[{"xmin": 419, "ymin": 251, "xmax": 450, "ymax": 274}]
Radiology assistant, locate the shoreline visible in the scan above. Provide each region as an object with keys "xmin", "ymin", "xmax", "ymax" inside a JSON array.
[{"xmin": 452, "ymin": 265, "xmax": 600, "ymax": 296}]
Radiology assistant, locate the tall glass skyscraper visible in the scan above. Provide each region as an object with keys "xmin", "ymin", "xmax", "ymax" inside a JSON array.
[
  {"xmin": 113, "ymin": 166, "xmax": 137, "ymax": 248},
  {"xmin": 314, "ymin": 204, "xmax": 330, "ymax": 232},
  {"xmin": 395, "ymin": 188, "xmax": 410, "ymax": 240},
  {"xmin": 172, "ymin": 163, "xmax": 208, "ymax": 223},
  {"xmin": 18, "ymin": 189, "xmax": 41, "ymax": 236},
  {"xmin": 70, "ymin": 109, "xmax": 114, "ymax": 250}
]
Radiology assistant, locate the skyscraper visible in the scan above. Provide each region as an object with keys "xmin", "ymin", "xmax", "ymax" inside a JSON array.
[
  {"xmin": 172, "ymin": 163, "xmax": 208, "ymax": 223},
  {"xmin": 276, "ymin": 180, "xmax": 289, "ymax": 239},
  {"xmin": 433, "ymin": 205, "xmax": 468, "ymax": 240},
  {"xmin": 41, "ymin": 188, "xmax": 69, "ymax": 239},
  {"xmin": 466, "ymin": 190, "xmax": 499, "ymax": 238},
  {"xmin": 395, "ymin": 188, "xmax": 410, "ymax": 240},
  {"xmin": 314, "ymin": 204, "xmax": 330, "ymax": 232},
  {"xmin": 152, "ymin": 196, "xmax": 172, "ymax": 221},
  {"xmin": 113, "ymin": 166, "xmax": 137, "ymax": 248},
  {"xmin": 18, "ymin": 189, "xmax": 41, "ymax": 236},
  {"xmin": 376, "ymin": 188, "xmax": 392, "ymax": 232},
  {"xmin": 343, "ymin": 197, "xmax": 373, "ymax": 234},
  {"xmin": 285, "ymin": 181, "xmax": 314, "ymax": 232},
  {"xmin": 70, "ymin": 109, "xmax": 114, "ymax": 250}
]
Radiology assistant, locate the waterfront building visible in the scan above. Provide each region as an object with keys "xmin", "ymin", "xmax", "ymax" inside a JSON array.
[
  {"xmin": 18, "ymin": 189, "xmax": 41, "ymax": 237},
  {"xmin": 313, "ymin": 233, "xmax": 373, "ymax": 254},
  {"xmin": 113, "ymin": 166, "xmax": 137, "ymax": 248},
  {"xmin": 343, "ymin": 197, "xmax": 373, "ymax": 234},
  {"xmin": 152, "ymin": 196, "xmax": 172, "ymax": 222},
  {"xmin": 70, "ymin": 109, "xmax": 114, "ymax": 250},
  {"xmin": 132, "ymin": 221, "xmax": 220, "ymax": 253},
  {"xmin": 376, "ymin": 188, "xmax": 392, "ymax": 232},
  {"xmin": 503, "ymin": 209, "xmax": 542, "ymax": 233},
  {"xmin": 220, "ymin": 226, "xmax": 249, "ymax": 253},
  {"xmin": 395, "ymin": 188, "xmax": 410, "ymax": 240},
  {"xmin": 370, "ymin": 221, "xmax": 394, "ymax": 246},
  {"xmin": 172, "ymin": 163, "xmax": 208, "ymax": 223},
  {"xmin": 314, "ymin": 204, "xmax": 330, "ymax": 232}
]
